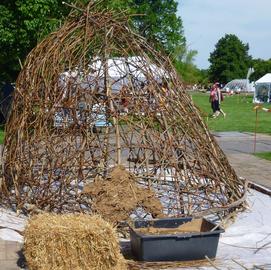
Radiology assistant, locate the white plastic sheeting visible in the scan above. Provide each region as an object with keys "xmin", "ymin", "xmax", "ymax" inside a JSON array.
[
  {"xmin": 216, "ymin": 189, "xmax": 271, "ymax": 269},
  {"xmin": 0, "ymin": 208, "xmax": 27, "ymax": 243},
  {"xmin": 0, "ymin": 189, "xmax": 270, "ymax": 268}
]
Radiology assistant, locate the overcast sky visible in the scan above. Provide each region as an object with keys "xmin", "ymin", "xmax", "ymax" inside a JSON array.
[{"xmin": 177, "ymin": 0, "xmax": 271, "ymax": 69}]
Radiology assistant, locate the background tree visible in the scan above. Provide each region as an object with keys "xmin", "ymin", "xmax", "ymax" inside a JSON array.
[
  {"xmin": 0, "ymin": 0, "xmax": 72, "ymax": 82},
  {"xmin": 208, "ymin": 34, "xmax": 251, "ymax": 84},
  {"xmin": 0, "ymin": 0, "xmax": 188, "ymax": 83},
  {"xmin": 250, "ymin": 58, "xmax": 271, "ymax": 81},
  {"xmin": 131, "ymin": 0, "xmax": 185, "ymax": 53},
  {"xmin": 97, "ymin": 0, "xmax": 186, "ymax": 54},
  {"xmin": 106, "ymin": 0, "xmax": 191, "ymax": 82},
  {"xmin": 0, "ymin": 3, "xmax": 18, "ymax": 82},
  {"xmin": 174, "ymin": 47, "xmax": 206, "ymax": 84}
]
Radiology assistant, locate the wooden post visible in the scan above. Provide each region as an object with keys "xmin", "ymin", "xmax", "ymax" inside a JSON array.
[
  {"xmin": 253, "ymin": 108, "xmax": 258, "ymax": 154},
  {"xmin": 103, "ymin": 28, "xmax": 121, "ymax": 165}
]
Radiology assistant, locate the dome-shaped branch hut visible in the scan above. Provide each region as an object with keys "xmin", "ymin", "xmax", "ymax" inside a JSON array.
[{"xmin": 0, "ymin": 2, "xmax": 246, "ymax": 219}]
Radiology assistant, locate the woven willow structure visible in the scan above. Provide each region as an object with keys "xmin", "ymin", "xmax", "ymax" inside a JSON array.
[{"xmin": 0, "ymin": 2, "xmax": 246, "ymax": 217}]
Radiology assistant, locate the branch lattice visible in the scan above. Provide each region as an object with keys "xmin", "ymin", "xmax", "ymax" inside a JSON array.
[{"xmin": 0, "ymin": 2, "xmax": 246, "ymax": 218}]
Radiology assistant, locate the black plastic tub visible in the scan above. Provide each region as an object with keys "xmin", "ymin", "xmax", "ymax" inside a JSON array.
[{"xmin": 130, "ymin": 217, "xmax": 224, "ymax": 262}]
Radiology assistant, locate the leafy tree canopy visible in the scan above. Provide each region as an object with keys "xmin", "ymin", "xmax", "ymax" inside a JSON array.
[
  {"xmin": 0, "ymin": 0, "xmax": 186, "ymax": 82},
  {"xmin": 174, "ymin": 47, "xmax": 205, "ymax": 84},
  {"xmin": 208, "ymin": 34, "xmax": 252, "ymax": 84},
  {"xmin": 131, "ymin": 0, "xmax": 185, "ymax": 53},
  {"xmin": 0, "ymin": 0, "xmax": 71, "ymax": 82},
  {"xmin": 93, "ymin": 0, "xmax": 186, "ymax": 53},
  {"xmin": 250, "ymin": 58, "xmax": 271, "ymax": 81}
]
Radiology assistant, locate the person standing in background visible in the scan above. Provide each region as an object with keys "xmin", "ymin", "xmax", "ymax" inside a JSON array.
[{"xmin": 209, "ymin": 82, "xmax": 226, "ymax": 118}]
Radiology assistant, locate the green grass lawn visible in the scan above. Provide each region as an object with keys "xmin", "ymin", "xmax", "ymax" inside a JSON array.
[
  {"xmin": 254, "ymin": 152, "xmax": 271, "ymax": 161},
  {"xmin": 0, "ymin": 92, "xmax": 270, "ymax": 144},
  {"xmin": 191, "ymin": 92, "xmax": 271, "ymax": 134},
  {"xmin": 0, "ymin": 130, "xmax": 4, "ymax": 144}
]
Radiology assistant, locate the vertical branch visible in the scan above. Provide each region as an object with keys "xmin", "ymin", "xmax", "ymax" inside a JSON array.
[
  {"xmin": 102, "ymin": 29, "xmax": 110, "ymax": 174},
  {"xmin": 103, "ymin": 27, "xmax": 121, "ymax": 166}
]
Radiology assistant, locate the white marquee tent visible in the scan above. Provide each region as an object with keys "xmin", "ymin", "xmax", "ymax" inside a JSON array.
[
  {"xmin": 60, "ymin": 56, "xmax": 168, "ymax": 93},
  {"xmin": 253, "ymin": 73, "xmax": 271, "ymax": 103}
]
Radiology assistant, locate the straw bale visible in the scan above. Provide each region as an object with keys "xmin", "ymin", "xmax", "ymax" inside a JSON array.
[{"xmin": 24, "ymin": 213, "xmax": 127, "ymax": 270}]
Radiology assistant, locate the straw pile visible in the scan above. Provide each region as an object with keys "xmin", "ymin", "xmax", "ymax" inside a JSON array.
[
  {"xmin": 24, "ymin": 214, "xmax": 127, "ymax": 270},
  {"xmin": 83, "ymin": 165, "xmax": 164, "ymax": 225}
]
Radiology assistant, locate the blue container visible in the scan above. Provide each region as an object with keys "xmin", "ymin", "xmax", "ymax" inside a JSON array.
[{"xmin": 130, "ymin": 217, "xmax": 224, "ymax": 262}]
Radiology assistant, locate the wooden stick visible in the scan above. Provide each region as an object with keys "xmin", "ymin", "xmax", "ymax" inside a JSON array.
[
  {"xmin": 232, "ymin": 259, "xmax": 249, "ymax": 270},
  {"xmin": 205, "ymin": 256, "xmax": 221, "ymax": 270},
  {"xmin": 254, "ymin": 108, "xmax": 258, "ymax": 153}
]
